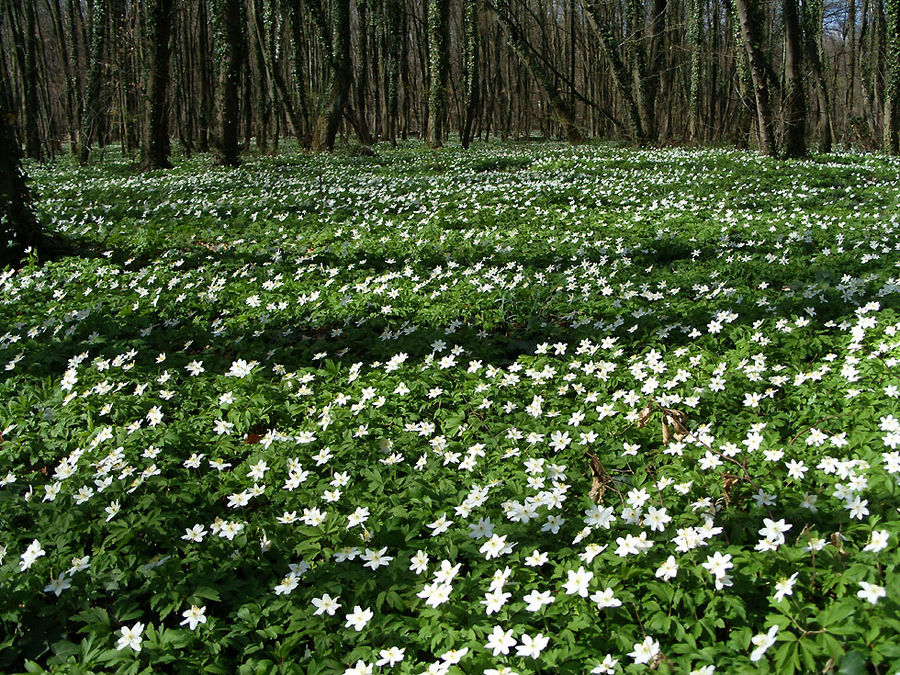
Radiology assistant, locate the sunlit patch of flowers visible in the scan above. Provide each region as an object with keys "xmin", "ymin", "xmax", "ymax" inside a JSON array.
[{"xmin": 1, "ymin": 144, "xmax": 900, "ymax": 673}]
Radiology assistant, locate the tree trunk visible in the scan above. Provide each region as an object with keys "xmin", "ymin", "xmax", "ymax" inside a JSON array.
[
  {"xmin": 287, "ymin": 2, "xmax": 312, "ymax": 145},
  {"xmin": 1, "ymin": 79, "xmax": 66, "ymax": 264},
  {"xmin": 782, "ymin": 0, "xmax": 806, "ymax": 157},
  {"xmin": 216, "ymin": 0, "xmax": 245, "ymax": 165},
  {"xmin": 584, "ymin": 0, "xmax": 644, "ymax": 142},
  {"xmin": 312, "ymin": 0, "xmax": 352, "ymax": 151},
  {"xmin": 493, "ymin": 3, "xmax": 582, "ymax": 143},
  {"xmin": 386, "ymin": 0, "xmax": 401, "ymax": 144},
  {"xmin": 461, "ymin": 0, "xmax": 479, "ymax": 149},
  {"xmin": 734, "ymin": 0, "xmax": 776, "ymax": 155},
  {"xmin": 197, "ymin": 0, "xmax": 212, "ymax": 152},
  {"xmin": 426, "ymin": 0, "xmax": 449, "ymax": 147},
  {"xmin": 885, "ymin": 0, "xmax": 900, "ymax": 152},
  {"xmin": 21, "ymin": 0, "xmax": 43, "ymax": 159},
  {"xmin": 804, "ymin": 0, "xmax": 832, "ymax": 152},
  {"xmin": 355, "ymin": 0, "xmax": 373, "ymax": 145},
  {"xmin": 688, "ymin": 0, "xmax": 703, "ymax": 141},
  {"xmin": 142, "ymin": 0, "xmax": 175, "ymax": 168},
  {"xmin": 80, "ymin": 0, "xmax": 107, "ymax": 164}
]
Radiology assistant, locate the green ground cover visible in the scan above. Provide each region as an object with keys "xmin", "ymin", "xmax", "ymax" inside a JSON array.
[{"xmin": 2, "ymin": 143, "xmax": 900, "ymax": 674}]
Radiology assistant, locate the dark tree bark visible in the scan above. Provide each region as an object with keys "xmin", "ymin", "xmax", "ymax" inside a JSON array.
[
  {"xmin": 460, "ymin": 0, "xmax": 479, "ymax": 149},
  {"xmin": 782, "ymin": 0, "xmax": 806, "ymax": 157},
  {"xmin": 215, "ymin": 0, "xmax": 245, "ymax": 165},
  {"xmin": 735, "ymin": 0, "xmax": 776, "ymax": 155},
  {"xmin": 885, "ymin": 0, "xmax": 900, "ymax": 152},
  {"xmin": 79, "ymin": 0, "xmax": 107, "ymax": 164},
  {"xmin": 311, "ymin": 0, "xmax": 352, "ymax": 151},
  {"xmin": 687, "ymin": 0, "xmax": 703, "ymax": 141},
  {"xmin": 584, "ymin": 0, "xmax": 644, "ymax": 143},
  {"xmin": 491, "ymin": 1, "xmax": 582, "ymax": 143},
  {"xmin": 426, "ymin": 0, "xmax": 449, "ymax": 147},
  {"xmin": 1, "ymin": 78, "xmax": 67, "ymax": 264},
  {"xmin": 803, "ymin": 0, "xmax": 832, "ymax": 152},
  {"xmin": 22, "ymin": 0, "xmax": 43, "ymax": 159},
  {"xmin": 142, "ymin": 0, "xmax": 175, "ymax": 168},
  {"xmin": 197, "ymin": 0, "xmax": 212, "ymax": 151}
]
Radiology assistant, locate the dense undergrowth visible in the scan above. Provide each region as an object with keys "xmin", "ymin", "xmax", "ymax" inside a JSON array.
[{"xmin": 2, "ymin": 142, "xmax": 900, "ymax": 674}]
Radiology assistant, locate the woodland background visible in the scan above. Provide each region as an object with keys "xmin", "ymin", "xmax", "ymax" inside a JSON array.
[{"xmin": 3, "ymin": 0, "xmax": 900, "ymax": 167}]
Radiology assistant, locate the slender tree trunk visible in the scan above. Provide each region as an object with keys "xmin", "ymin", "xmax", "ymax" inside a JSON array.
[
  {"xmin": 142, "ymin": 0, "xmax": 175, "ymax": 168},
  {"xmin": 386, "ymin": 0, "xmax": 401, "ymax": 144},
  {"xmin": 288, "ymin": 2, "xmax": 312, "ymax": 144},
  {"xmin": 489, "ymin": 2, "xmax": 582, "ymax": 143},
  {"xmin": 460, "ymin": 0, "xmax": 479, "ymax": 148},
  {"xmin": 688, "ymin": 0, "xmax": 703, "ymax": 141},
  {"xmin": 197, "ymin": 0, "xmax": 212, "ymax": 151},
  {"xmin": 21, "ymin": 0, "xmax": 42, "ymax": 159},
  {"xmin": 80, "ymin": 0, "xmax": 107, "ymax": 164},
  {"xmin": 885, "ymin": 0, "xmax": 900, "ymax": 152},
  {"xmin": 735, "ymin": 0, "xmax": 776, "ymax": 155},
  {"xmin": 804, "ymin": 0, "xmax": 832, "ymax": 152},
  {"xmin": 251, "ymin": 0, "xmax": 270, "ymax": 150},
  {"xmin": 426, "ymin": 0, "xmax": 449, "ymax": 146},
  {"xmin": 646, "ymin": 0, "xmax": 667, "ymax": 133},
  {"xmin": 66, "ymin": 0, "xmax": 85, "ymax": 156},
  {"xmin": 312, "ymin": 0, "xmax": 352, "ymax": 151},
  {"xmin": 584, "ymin": 0, "xmax": 644, "ymax": 142},
  {"xmin": 355, "ymin": 0, "xmax": 373, "ymax": 145},
  {"xmin": 782, "ymin": 0, "xmax": 806, "ymax": 157},
  {"xmin": 215, "ymin": 0, "xmax": 245, "ymax": 164}
]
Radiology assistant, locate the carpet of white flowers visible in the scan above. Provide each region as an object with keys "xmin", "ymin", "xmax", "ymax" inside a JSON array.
[{"xmin": 2, "ymin": 144, "xmax": 900, "ymax": 674}]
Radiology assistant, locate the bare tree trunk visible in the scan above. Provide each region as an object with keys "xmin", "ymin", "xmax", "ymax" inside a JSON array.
[
  {"xmin": 385, "ymin": 0, "xmax": 401, "ymax": 144},
  {"xmin": 497, "ymin": 8, "xmax": 582, "ymax": 143},
  {"xmin": 251, "ymin": 0, "xmax": 270, "ymax": 150},
  {"xmin": 354, "ymin": 0, "xmax": 373, "ymax": 145},
  {"xmin": 197, "ymin": 0, "xmax": 212, "ymax": 151},
  {"xmin": 22, "ymin": 0, "xmax": 42, "ymax": 159}
]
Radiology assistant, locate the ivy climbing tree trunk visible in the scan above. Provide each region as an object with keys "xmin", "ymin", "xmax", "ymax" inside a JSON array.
[
  {"xmin": 426, "ymin": 0, "xmax": 449, "ymax": 147},
  {"xmin": 214, "ymin": 0, "xmax": 245, "ymax": 165},
  {"xmin": 735, "ymin": 0, "xmax": 776, "ymax": 155},
  {"xmin": 782, "ymin": 0, "xmax": 806, "ymax": 157},
  {"xmin": 688, "ymin": 0, "xmax": 703, "ymax": 141},
  {"xmin": 885, "ymin": 0, "xmax": 900, "ymax": 153},
  {"xmin": 460, "ymin": 0, "xmax": 480, "ymax": 149},
  {"xmin": 584, "ymin": 0, "xmax": 644, "ymax": 143},
  {"xmin": 803, "ymin": 0, "xmax": 832, "ymax": 152},
  {"xmin": 311, "ymin": 0, "xmax": 352, "ymax": 151},
  {"xmin": 79, "ymin": 0, "xmax": 107, "ymax": 164},
  {"xmin": 142, "ymin": 0, "xmax": 175, "ymax": 169}
]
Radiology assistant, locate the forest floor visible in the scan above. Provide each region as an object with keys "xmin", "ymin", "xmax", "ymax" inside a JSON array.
[{"xmin": 2, "ymin": 143, "xmax": 900, "ymax": 674}]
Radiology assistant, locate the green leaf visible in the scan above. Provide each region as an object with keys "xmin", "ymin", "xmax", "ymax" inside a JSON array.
[{"xmin": 838, "ymin": 651, "xmax": 868, "ymax": 675}]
